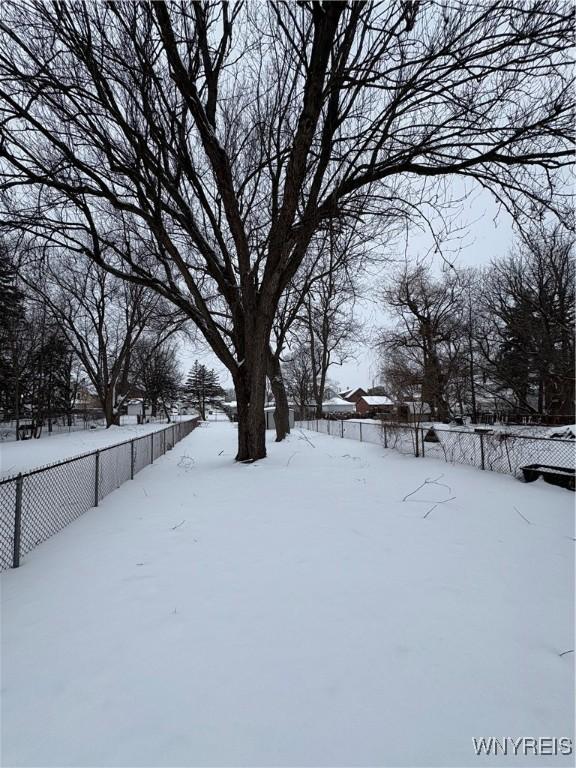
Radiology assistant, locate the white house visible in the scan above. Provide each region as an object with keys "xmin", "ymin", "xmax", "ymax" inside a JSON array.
[{"xmin": 322, "ymin": 397, "xmax": 356, "ymax": 414}]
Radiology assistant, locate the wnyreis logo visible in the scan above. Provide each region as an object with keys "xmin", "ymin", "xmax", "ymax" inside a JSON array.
[{"xmin": 472, "ymin": 737, "xmax": 573, "ymax": 757}]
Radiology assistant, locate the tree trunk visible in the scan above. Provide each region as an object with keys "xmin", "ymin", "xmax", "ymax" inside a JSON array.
[
  {"xmin": 233, "ymin": 348, "xmax": 267, "ymax": 462},
  {"xmin": 467, "ymin": 302, "xmax": 478, "ymax": 424},
  {"xmin": 103, "ymin": 392, "xmax": 120, "ymax": 427},
  {"xmin": 13, "ymin": 352, "xmax": 20, "ymax": 440},
  {"xmin": 267, "ymin": 350, "xmax": 290, "ymax": 442}
]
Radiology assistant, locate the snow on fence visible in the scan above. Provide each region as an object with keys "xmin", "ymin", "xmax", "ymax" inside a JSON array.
[
  {"xmin": 0, "ymin": 418, "xmax": 200, "ymax": 572},
  {"xmin": 296, "ymin": 419, "xmax": 575, "ymax": 479}
]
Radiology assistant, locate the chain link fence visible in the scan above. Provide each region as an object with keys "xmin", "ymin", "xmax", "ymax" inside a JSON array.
[
  {"xmin": 297, "ymin": 419, "xmax": 575, "ymax": 481},
  {"xmin": 0, "ymin": 418, "xmax": 200, "ymax": 572}
]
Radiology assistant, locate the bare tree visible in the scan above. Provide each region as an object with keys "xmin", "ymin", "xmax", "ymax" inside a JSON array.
[
  {"xmin": 283, "ymin": 344, "xmax": 315, "ymax": 421},
  {"xmin": 20, "ymin": 253, "xmax": 183, "ymax": 426},
  {"xmin": 269, "ymin": 221, "xmax": 371, "ymax": 438},
  {"xmin": 379, "ymin": 263, "xmax": 465, "ymax": 421},
  {"xmin": 299, "ymin": 282, "xmax": 361, "ymax": 418},
  {"xmin": 132, "ymin": 339, "xmax": 182, "ymax": 422},
  {"xmin": 0, "ymin": 240, "xmax": 78, "ymax": 435},
  {"xmin": 476, "ymin": 223, "xmax": 575, "ymax": 418},
  {"xmin": 0, "ymin": 1, "xmax": 572, "ymax": 459}
]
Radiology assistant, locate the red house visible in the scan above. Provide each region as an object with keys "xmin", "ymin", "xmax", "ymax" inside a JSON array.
[
  {"xmin": 356, "ymin": 395, "xmax": 394, "ymax": 416},
  {"xmin": 339, "ymin": 387, "xmax": 367, "ymax": 404}
]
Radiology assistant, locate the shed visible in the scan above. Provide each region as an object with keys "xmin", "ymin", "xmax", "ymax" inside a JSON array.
[{"xmin": 264, "ymin": 406, "xmax": 295, "ymax": 430}]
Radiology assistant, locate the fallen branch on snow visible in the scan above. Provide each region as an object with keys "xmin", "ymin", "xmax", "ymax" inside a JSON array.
[
  {"xmin": 298, "ymin": 430, "xmax": 315, "ymax": 448},
  {"xmin": 513, "ymin": 505, "xmax": 532, "ymax": 525},
  {"xmin": 402, "ymin": 474, "xmax": 452, "ymax": 502},
  {"xmin": 401, "ymin": 474, "xmax": 456, "ymax": 519}
]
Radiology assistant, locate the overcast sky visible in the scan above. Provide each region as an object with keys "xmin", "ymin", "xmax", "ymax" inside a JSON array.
[{"xmin": 180, "ymin": 187, "xmax": 517, "ymax": 395}]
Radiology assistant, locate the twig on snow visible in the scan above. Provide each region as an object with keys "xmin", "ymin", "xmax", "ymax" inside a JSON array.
[
  {"xmin": 513, "ymin": 505, "xmax": 531, "ymax": 525},
  {"xmin": 171, "ymin": 520, "xmax": 185, "ymax": 530},
  {"xmin": 298, "ymin": 430, "xmax": 315, "ymax": 448},
  {"xmin": 402, "ymin": 478, "xmax": 430, "ymax": 502},
  {"xmin": 559, "ymin": 649, "xmax": 574, "ymax": 657},
  {"xmin": 422, "ymin": 496, "xmax": 457, "ymax": 518},
  {"xmin": 402, "ymin": 474, "xmax": 452, "ymax": 502},
  {"xmin": 401, "ymin": 474, "xmax": 455, "ymax": 518},
  {"xmin": 423, "ymin": 504, "xmax": 438, "ymax": 519}
]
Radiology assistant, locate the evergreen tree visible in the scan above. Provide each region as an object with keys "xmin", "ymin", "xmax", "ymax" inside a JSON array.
[{"xmin": 185, "ymin": 361, "xmax": 223, "ymax": 420}]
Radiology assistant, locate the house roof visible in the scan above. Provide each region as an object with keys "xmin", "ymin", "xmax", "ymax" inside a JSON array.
[
  {"xmin": 359, "ymin": 396, "xmax": 393, "ymax": 406},
  {"xmin": 323, "ymin": 397, "xmax": 355, "ymax": 407},
  {"xmin": 340, "ymin": 387, "xmax": 365, "ymax": 399}
]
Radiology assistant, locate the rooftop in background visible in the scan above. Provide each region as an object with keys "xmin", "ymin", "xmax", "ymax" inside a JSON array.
[
  {"xmin": 323, "ymin": 397, "xmax": 356, "ymax": 407},
  {"xmin": 359, "ymin": 396, "xmax": 394, "ymax": 406},
  {"xmin": 339, "ymin": 387, "xmax": 368, "ymax": 403}
]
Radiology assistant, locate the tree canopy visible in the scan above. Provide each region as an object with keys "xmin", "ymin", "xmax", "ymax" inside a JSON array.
[{"xmin": 0, "ymin": 0, "xmax": 572, "ymax": 457}]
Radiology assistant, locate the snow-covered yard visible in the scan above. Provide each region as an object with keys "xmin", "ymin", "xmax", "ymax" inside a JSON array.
[
  {"xmin": 0, "ymin": 418, "xmax": 195, "ymax": 479},
  {"xmin": 303, "ymin": 419, "xmax": 576, "ymax": 479},
  {"xmin": 1, "ymin": 421, "xmax": 574, "ymax": 767}
]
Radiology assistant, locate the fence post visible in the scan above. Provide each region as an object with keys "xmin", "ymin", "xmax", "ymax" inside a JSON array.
[
  {"xmin": 130, "ymin": 441, "xmax": 135, "ymax": 479},
  {"xmin": 479, "ymin": 433, "xmax": 485, "ymax": 470},
  {"xmin": 420, "ymin": 428, "xmax": 425, "ymax": 457},
  {"xmin": 359, "ymin": 422, "xmax": 363, "ymax": 442},
  {"xmin": 341, "ymin": 420, "xmax": 344, "ymax": 438},
  {"xmin": 328, "ymin": 420, "xmax": 331, "ymax": 436},
  {"xmin": 94, "ymin": 451, "xmax": 100, "ymax": 507},
  {"xmin": 150, "ymin": 433, "xmax": 154, "ymax": 464},
  {"xmin": 383, "ymin": 423, "xmax": 388, "ymax": 448},
  {"xmin": 414, "ymin": 426, "xmax": 419, "ymax": 458},
  {"xmin": 12, "ymin": 474, "xmax": 23, "ymax": 568}
]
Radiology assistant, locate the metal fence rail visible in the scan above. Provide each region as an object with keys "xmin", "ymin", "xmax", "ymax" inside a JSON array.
[
  {"xmin": 296, "ymin": 419, "xmax": 575, "ymax": 479},
  {"xmin": 0, "ymin": 418, "xmax": 200, "ymax": 571}
]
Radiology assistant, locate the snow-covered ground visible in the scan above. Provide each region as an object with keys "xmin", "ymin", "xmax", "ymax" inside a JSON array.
[
  {"xmin": 1, "ymin": 421, "xmax": 574, "ymax": 767},
  {"xmin": 0, "ymin": 414, "xmax": 150, "ymax": 443},
  {"xmin": 345, "ymin": 417, "xmax": 575, "ymax": 438},
  {"xmin": 0, "ymin": 417, "xmax": 195, "ymax": 479},
  {"xmin": 300, "ymin": 419, "xmax": 576, "ymax": 478}
]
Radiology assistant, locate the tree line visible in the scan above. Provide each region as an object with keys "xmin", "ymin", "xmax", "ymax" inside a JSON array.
[
  {"xmin": 0, "ymin": 236, "xmax": 224, "ymax": 434},
  {"xmin": 0, "ymin": 1, "xmax": 572, "ymax": 458},
  {"xmin": 378, "ymin": 223, "xmax": 575, "ymax": 423}
]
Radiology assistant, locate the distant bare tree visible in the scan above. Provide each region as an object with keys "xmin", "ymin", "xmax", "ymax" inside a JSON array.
[
  {"xmin": 20, "ymin": 253, "xmax": 184, "ymax": 426},
  {"xmin": 269, "ymin": 222, "xmax": 370, "ymax": 437},
  {"xmin": 283, "ymin": 345, "xmax": 315, "ymax": 421},
  {"xmin": 476, "ymin": 223, "xmax": 575, "ymax": 418},
  {"xmin": 380, "ymin": 349, "xmax": 422, "ymax": 407},
  {"xmin": 379, "ymin": 264, "xmax": 465, "ymax": 421},
  {"xmin": 299, "ymin": 277, "xmax": 362, "ymax": 419},
  {"xmin": 132, "ymin": 339, "xmax": 182, "ymax": 421},
  {"xmin": 0, "ymin": 1, "xmax": 572, "ymax": 458},
  {"xmin": 0, "ymin": 240, "xmax": 79, "ymax": 434}
]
